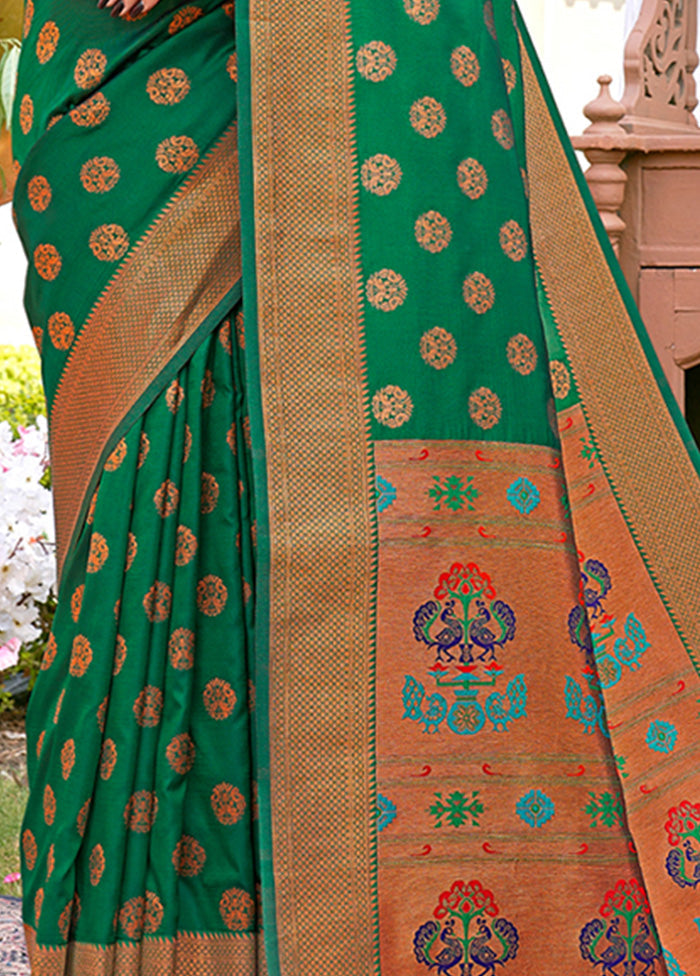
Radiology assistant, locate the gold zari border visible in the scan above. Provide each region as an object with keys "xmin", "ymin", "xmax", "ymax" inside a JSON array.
[
  {"xmin": 521, "ymin": 41, "xmax": 700, "ymax": 661},
  {"xmin": 50, "ymin": 124, "xmax": 241, "ymax": 581},
  {"xmin": 25, "ymin": 927, "xmax": 265, "ymax": 976},
  {"xmin": 249, "ymin": 2, "xmax": 379, "ymax": 975}
]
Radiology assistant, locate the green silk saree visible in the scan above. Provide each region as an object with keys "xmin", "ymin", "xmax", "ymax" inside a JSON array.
[{"xmin": 11, "ymin": 0, "xmax": 700, "ymax": 973}]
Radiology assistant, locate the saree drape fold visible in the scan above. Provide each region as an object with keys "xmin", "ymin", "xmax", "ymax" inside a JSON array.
[{"xmin": 11, "ymin": 0, "xmax": 700, "ymax": 973}]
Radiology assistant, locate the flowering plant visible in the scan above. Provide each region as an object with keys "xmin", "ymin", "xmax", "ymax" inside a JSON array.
[{"xmin": 0, "ymin": 417, "xmax": 56, "ymax": 711}]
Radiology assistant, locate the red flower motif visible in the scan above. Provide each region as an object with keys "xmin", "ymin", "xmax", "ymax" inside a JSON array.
[
  {"xmin": 600, "ymin": 879, "xmax": 650, "ymax": 919},
  {"xmin": 434, "ymin": 879, "xmax": 498, "ymax": 920},
  {"xmin": 665, "ymin": 801, "xmax": 700, "ymax": 847},
  {"xmin": 434, "ymin": 562, "xmax": 496, "ymax": 602}
]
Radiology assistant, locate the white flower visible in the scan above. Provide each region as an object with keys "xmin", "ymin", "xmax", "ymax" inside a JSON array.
[{"xmin": 0, "ymin": 637, "xmax": 20, "ymax": 672}]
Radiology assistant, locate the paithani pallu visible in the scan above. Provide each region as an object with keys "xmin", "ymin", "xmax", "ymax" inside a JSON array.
[{"xmin": 11, "ymin": 0, "xmax": 700, "ymax": 972}]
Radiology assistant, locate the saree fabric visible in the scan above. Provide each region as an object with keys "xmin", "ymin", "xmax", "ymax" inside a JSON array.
[{"xmin": 11, "ymin": 0, "xmax": 700, "ymax": 973}]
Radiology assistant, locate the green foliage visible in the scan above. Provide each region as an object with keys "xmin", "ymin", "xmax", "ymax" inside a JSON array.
[
  {"xmin": 0, "ymin": 344, "xmax": 45, "ymax": 435},
  {"xmin": 0, "ymin": 592, "xmax": 56, "ymax": 715},
  {"xmin": 0, "ymin": 775, "xmax": 28, "ymax": 895}
]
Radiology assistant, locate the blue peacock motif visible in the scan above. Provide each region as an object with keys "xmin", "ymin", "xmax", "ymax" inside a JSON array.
[
  {"xmin": 664, "ymin": 801, "xmax": 700, "ymax": 889},
  {"xmin": 413, "ymin": 879, "xmax": 519, "ymax": 976},
  {"xmin": 578, "ymin": 879, "xmax": 661, "ymax": 975}
]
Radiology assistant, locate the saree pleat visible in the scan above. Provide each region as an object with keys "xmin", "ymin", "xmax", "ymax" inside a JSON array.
[{"xmin": 11, "ymin": 0, "xmax": 700, "ymax": 973}]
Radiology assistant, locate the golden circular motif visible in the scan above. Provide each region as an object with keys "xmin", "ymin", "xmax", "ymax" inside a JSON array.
[
  {"xmin": 484, "ymin": 0, "xmax": 497, "ymax": 39},
  {"xmin": 219, "ymin": 887, "xmax": 255, "ymax": 931},
  {"xmin": 119, "ymin": 896, "xmax": 145, "ymax": 939},
  {"xmin": 549, "ymin": 360, "xmax": 571, "ymax": 400},
  {"xmin": 41, "ymin": 632, "xmax": 56, "ymax": 671},
  {"xmin": 166, "ymin": 732, "xmax": 195, "ymax": 775},
  {"xmin": 155, "ymin": 135, "xmax": 199, "ymax": 173},
  {"xmin": 502, "ymin": 58, "xmax": 517, "ymax": 93},
  {"xmin": 138, "ymin": 431, "xmax": 150, "ymax": 468},
  {"xmin": 89, "ymin": 224, "xmax": 129, "ymax": 262},
  {"xmin": 46, "ymin": 843, "xmax": 55, "ymax": 879},
  {"xmin": 23, "ymin": 0, "xmax": 34, "ymax": 38},
  {"xmin": 32, "ymin": 326, "xmax": 43, "ymax": 353},
  {"xmin": 124, "ymin": 531, "xmax": 137, "ymax": 571},
  {"xmin": 143, "ymin": 580, "xmax": 173, "ymax": 623},
  {"xmin": 154, "ymin": 478, "xmax": 179, "ymax": 518},
  {"xmin": 133, "ymin": 686, "xmax": 164, "ymax": 727},
  {"xmin": 46, "ymin": 312, "xmax": 74, "ymax": 351},
  {"xmin": 97, "ymin": 694, "xmax": 108, "ymax": 732},
  {"xmin": 36, "ymin": 21, "xmax": 59, "ymax": 64},
  {"xmin": 70, "ymin": 634, "xmax": 93, "ymax": 677},
  {"xmin": 100, "ymin": 739, "xmax": 117, "ymax": 780},
  {"xmin": 499, "ymin": 219, "xmax": 528, "ymax": 261},
  {"xmin": 409, "ymin": 96, "xmax": 446, "ymax": 138},
  {"xmin": 34, "ymin": 889, "xmax": 44, "ymax": 927},
  {"xmin": 469, "ymin": 386, "xmax": 502, "ymax": 429},
  {"xmin": 77, "ymin": 798, "xmax": 91, "ymax": 837},
  {"xmin": 74, "ymin": 49, "xmax": 107, "ymax": 90},
  {"xmin": 360, "ymin": 154, "xmax": 402, "ymax": 196},
  {"xmin": 226, "ymin": 423, "xmax": 237, "ymax": 454},
  {"xmin": 506, "ymin": 333, "xmax": 537, "ymax": 375},
  {"xmin": 146, "ymin": 67, "xmax": 191, "ymax": 105},
  {"xmin": 420, "ymin": 327, "xmax": 457, "ymax": 369},
  {"xmin": 356, "ymin": 41, "xmax": 397, "ymax": 82},
  {"xmin": 403, "ymin": 0, "xmax": 439, "ymax": 24},
  {"xmin": 372, "ymin": 385, "xmax": 413, "ymax": 428},
  {"xmin": 87, "ymin": 531, "xmax": 109, "ymax": 572},
  {"xmin": 197, "ymin": 574, "xmax": 228, "ymax": 617},
  {"xmin": 86, "ymin": 489, "xmax": 98, "ymax": 525},
  {"xmin": 183, "ymin": 423, "xmax": 192, "ymax": 462},
  {"xmin": 366, "ymin": 269, "xmax": 407, "ymax": 312},
  {"xmin": 202, "ymin": 369, "xmax": 215, "ymax": 408},
  {"xmin": 27, "ymin": 175, "xmax": 52, "ymax": 212},
  {"xmin": 68, "ymin": 584, "xmax": 83, "ymax": 624},
  {"xmin": 450, "ymin": 46, "xmax": 480, "ymax": 87},
  {"xmin": 203, "ymin": 677, "xmax": 237, "ymax": 720},
  {"xmin": 226, "ymin": 53, "xmax": 237, "ymax": 81},
  {"xmin": 43, "ymin": 784, "xmax": 56, "ymax": 825},
  {"xmin": 104, "ymin": 438, "xmax": 127, "ymax": 471},
  {"xmin": 34, "ymin": 243, "xmax": 61, "ymax": 280},
  {"xmin": 219, "ymin": 320, "xmax": 232, "ymax": 353},
  {"xmin": 414, "ymin": 210, "xmax": 452, "ymax": 253},
  {"xmin": 89, "ymin": 844, "xmax": 105, "ymax": 886},
  {"xmin": 69, "ymin": 92, "xmax": 111, "ymax": 128},
  {"xmin": 168, "ymin": 627, "xmax": 195, "ymax": 670},
  {"xmin": 168, "ymin": 6, "xmax": 203, "ymax": 34},
  {"xmin": 463, "ymin": 271, "xmax": 495, "ymax": 314},
  {"xmin": 54, "ymin": 688, "xmax": 65, "ymax": 723},
  {"xmin": 61, "ymin": 739, "xmax": 75, "ymax": 780},
  {"xmin": 165, "ymin": 379, "xmax": 185, "ymax": 412},
  {"xmin": 57, "ymin": 895, "xmax": 79, "ymax": 940},
  {"xmin": 175, "ymin": 524, "xmax": 198, "ymax": 567},
  {"xmin": 19, "ymin": 94, "xmax": 33, "ymax": 135},
  {"xmin": 172, "ymin": 835, "xmax": 206, "ymax": 877},
  {"xmin": 201, "ymin": 471, "xmax": 220, "ymax": 514},
  {"xmin": 113, "ymin": 634, "xmax": 127, "ymax": 676},
  {"xmin": 23, "ymin": 829, "xmax": 37, "ymax": 871},
  {"xmin": 222, "ymin": 1, "xmax": 235, "ymax": 16},
  {"xmin": 211, "ymin": 782, "xmax": 246, "ymax": 825},
  {"xmin": 457, "ymin": 158, "xmax": 487, "ymax": 200},
  {"xmin": 36, "ymin": 730, "xmax": 45, "ymax": 759},
  {"xmin": 80, "ymin": 155, "xmax": 120, "ymax": 194},
  {"xmin": 491, "ymin": 108, "xmax": 514, "ymax": 150},
  {"xmin": 144, "ymin": 892, "xmax": 164, "ymax": 934}
]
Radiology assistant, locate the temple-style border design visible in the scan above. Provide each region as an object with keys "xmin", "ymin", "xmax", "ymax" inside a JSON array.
[
  {"xmin": 520, "ymin": 33, "xmax": 700, "ymax": 669},
  {"xmin": 50, "ymin": 124, "xmax": 241, "ymax": 582},
  {"xmin": 247, "ymin": 2, "xmax": 379, "ymax": 975}
]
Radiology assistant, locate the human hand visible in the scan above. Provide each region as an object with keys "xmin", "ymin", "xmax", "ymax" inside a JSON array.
[{"xmin": 97, "ymin": 0, "xmax": 162, "ymax": 19}]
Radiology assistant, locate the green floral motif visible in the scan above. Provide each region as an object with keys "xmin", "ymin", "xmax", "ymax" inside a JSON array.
[
  {"xmin": 614, "ymin": 755, "xmax": 629, "ymax": 780},
  {"xmin": 560, "ymin": 487, "xmax": 571, "ymax": 516},
  {"xmin": 429, "ymin": 790, "xmax": 483, "ymax": 828},
  {"xmin": 580, "ymin": 435, "xmax": 601, "ymax": 469},
  {"xmin": 585, "ymin": 791, "xmax": 625, "ymax": 829},
  {"xmin": 428, "ymin": 475, "xmax": 479, "ymax": 512}
]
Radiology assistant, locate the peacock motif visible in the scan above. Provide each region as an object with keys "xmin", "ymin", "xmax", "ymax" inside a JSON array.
[
  {"xmin": 665, "ymin": 838, "xmax": 700, "ymax": 889},
  {"xmin": 466, "ymin": 599, "xmax": 516, "ymax": 663},
  {"xmin": 413, "ymin": 598, "xmax": 465, "ymax": 663},
  {"xmin": 579, "ymin": 917, "xmax": 626, "ymax": 974},
  {"xmin": 468, "ymin": 917, "xmax": 519, "ymax": 975},
  {"xmin": 578, "ymin": 878, "xmax": 661, "ymax": 974},
  {"xmin": 579, "ymin": 558, "xmax": 611, "ymax": 619},
  {"xmin": 413, "ymin": 918, "xmax": 463, "ymax": 975},
  {"xmin": 664, "ymin": 800, "xmax": 700, "ymax": 889},
  {"xmin": 631, "ymin": 917, "xmax": 661, "ymax": 975}
]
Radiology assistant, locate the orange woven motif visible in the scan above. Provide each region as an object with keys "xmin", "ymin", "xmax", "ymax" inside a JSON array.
[
  {"xmin": 133, "ymin": 686, "xmax": 164, "ymax": 727},
  {"xmin": 96, "ymin": 694, "xmax": 108, "ymax": 731},
  {"xmin": 227, "ymin": 53, "xmax": 237, "ymax": 81},
  {"xmin": 360, "ymin": 154, "xmax": 402, "ymax": 196},
  {"xmin": 154, "ymin": 478, "xmax": 180, "ymax": 517},
  {"xmin": 113, "ymin": 634, "xmax": 127, "ymax": 675},
  {"xmin": 414, "ymin": 211, "xmax": 452, "ymax": 253},
  {"xmin": 57, "ymin": 894, "xmax": 80, "ymax": 940},
  {"xmin": 166, "ymin": 379, "xmax": 185, "ymax": 412},
  {"xmin": 54, "ymin": 688, "xmax": 65, "ymax": 722},
  {"xmin": 27, "ymin": 175, "xmax": 52, "ymax": 212},
  {"xmin": 203, "ymin": 678, "xmax": 237, "ymax": 719},
  {"xmin": 19, "ymin": 94, "xmax": 33, "ymax": 134},
  {"xmin": 23, "ymin": 0, "xmax": 33, "ymax": 37},
  {"xmin": 34, "ymin": 888, "xmax": 44, "ymax": 927},
  {"xmin": 219, "ymin": 320, "xmax": 232, "ymax": 353},
  {"xmin": 100, "ymin": 738, "xmax": 117, "ymax": 779},
  {"xmin": 89, "ymin": 223, "xmax": 129, "ymax": 262},
  {"xmin": 46, "ymin": 843, "xmax": 54, "ymax": 879},
  {"xmin": 492, "ymin": 108, "xmax": 515, "ymax": 150},
  {"xmin": 219, "ymin": 888, "xmax": 255, "ymax": 931},
  {"xmin": 463, "ymin": 271, "xmax": 495, "ymax": 313},
  {"xmin": 168, "ymin": 5, "xmax": 203, "ymax": 33},
  {"xmin": 235, "ymin": 309, "xmax": 245, "ymax": 347},
  {"xmin": 356, "ymin": 41, "xmax": 397, "ymax": 82},
  {"xmin": 74, "ymin": 49, "xmax": 107, "ymax": 89},
  {"xmin": 138, "ymin": 431, "xmax": 150, "ymax": 467},
  {"xmin": 77, "ymin": 798, "xmax": 91, "ymax": 837},
  {"xmin": 146, "ymin": 67, "xmax": 191, "ymax": 105},
  {"xmin": 41, "ymin": 632, "xmax": 56, "ymax": 670},
  {"xmin": 366, "ymin": 269, "xmax": 407, "ymax": 311},
  {"xmin": 144, "ymin": 891, "xmax": 164, "ymax": 934},
  {"xmin": 61, "ymin": 738, "xmax": 76, "ymax": 780},
  {"xmin": 89, "ymin": 844, "xmax": 105, "ymax": 886},
  {"xmin": 31, "ymin": 326, "xmax": 42, "ymax": 353},
  {"xmin": 143, "ymin": 580, "xmax": 172, "ymax": 622},
  {"xmin": 119, "ymin": 896, "xmax": 146, "ymax": 939},
  {"xmin": 22, "ymin": 829, "xmax": 37, "ymax": 871},
  {"xmin": 372, "ymin": 385, "xmax": 413, "ymax": 428},
  {"xmin": 36, "ymin": 21, "xmax": 60, "ymax": 64},
  {"xmin": 80, "ymin": 156, "xmax": 121, "ymax": 194},
  {"xmin": 201, "ymin": 472, "xmax": 219, "ymax": 513},
  {"xmin": 484, "ymin": 0, "xmax": 497, "ymax": 38},
  {"xmin": 183, "ymin": 424, "xmax": 193, "ymax": 462},
  {"xmin": 33, "ymin": 243, "xmax": 61, "ymax": 280},
  {"xmin": 69, "ymin": 634, "xmax": 93, "ymax": 676},
  {"xmin": 500, "ymin": 219, "xmax": 528, "ymax": 261},
  {"xmin": 409, "ymin": 96, "xmax": 446, "ymax": 138},
  {"xmin": 502, "ymin": 57, "xmax": 517, "ymax": 93},
  {"xmin": 87, "ymin": 531, "xmax": 109, "ymax": 572},
  {"xmin": 506, "ymin": 333, "xmax": 537, "ymax": 375},
  {"xmin": 43, "ymin": 785, "xmax": 56, "ymax": 825},
  {"xmin": 549, "ymin": 360, "xmax": 571, "ymax": 399},
  {"xmin": 172, "ymin": 835, "xmax": 207, "ymax": 876},
  {"xmin": 124, "ymin": 790, "xmax": 158, "ymax": 833},
  {"xmin": 457, "ymin": 157, "xmax": 488, "ymax": 200},
  {"xmin": 451, "ymin": 45, "xmax": 480, "ymax": 86},
  {"xmin": 420, "ymin": 327, "xmax": 457, "ymax": 369},
  {"xmin": 125, "ymin": 532, "xmax": 138, "ymax": 570},
  {"xmin": 36, "ymin": 731, "xmax": 44, "ymax": 759},
  {"xmin": 104, "ymin": 438, "xmax": 127, "ymax": 471},
  {"xmin": 226, "ymin": 422, "xmax": 237, "ymax": 454},
  {"xmin": 469, "ymin": 386, "xmax": 502, "ymax": 429},
  {"xmin": 69, "ymin": 91, "xmax": 111, "ymax": 127},
  {"xmin": 201, "ymin": 369, "xmax": 215, "ymax": 407},
  {"xmin": 168, "ymin": 627, "xmax": 195, "ymax": 669},
  {"xmin": 211, "ymin": 782, "xmax": 246, "ymax": 824},
  {"xmin": 403, "ymin": 0, "xmax": 439, "ymax": 24},
  {"xmin": 175, "ymin": 524, "xmax": 197, "ymax": 566},
  {"xmin": 47, "ymin": 312, "xmax": 75, "ymax": 350},
  {"xmin": 166, "ymin": 732, "xmax": 195, "ymax": 774},
  {"xmin": 156, "ymin": 135, "xmax": 200, "ymax": 173},
  {"xmin": 197, "ymin": 575, "xmax": 227, "ymax": 616}
]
